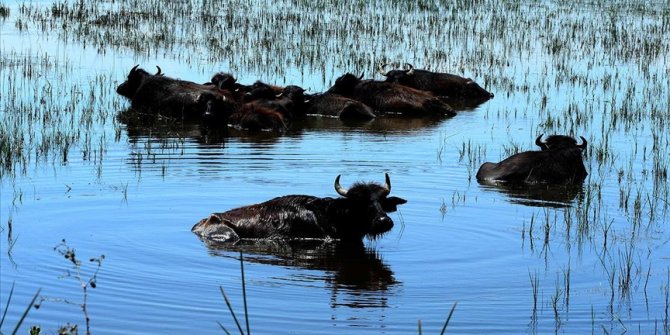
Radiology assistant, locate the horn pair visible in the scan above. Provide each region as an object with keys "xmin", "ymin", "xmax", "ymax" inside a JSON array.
[
  {"xmin": 130, "ymin": 65, "xmax": 162, "ymax": 76},
  {"xmin": 377, "ymin": 63, "xmax": 415, "ymax": 76},
  {"xmin": 334, "ymin": 173, "xmax": 391, "ymax": 197},
  {"xmin": 535, "ymin": 134, "xmax": 588, "ymax": 149}
]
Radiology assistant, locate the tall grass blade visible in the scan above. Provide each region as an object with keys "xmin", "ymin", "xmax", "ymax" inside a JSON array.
[
  {"xmin": 217, "ymin": 321, "xmax": 233, "ymax": 335},
  {"xmin": 439, "ymin": 301, "xmax": 458, "ymax": 335},
  {"xmin": 219, "ymin": 286, "xmax": 245, "ymax": 335},
  {"xmin": 10, "ymin": 287, "xmax": 41, "ymax": 335},
  {"xmin": 0, "ymin": 281, "xmax": 16, "ymax": 327},
  {"xmin": 239, "ymin": 252, "xmax": 250, "ymax": 335}
]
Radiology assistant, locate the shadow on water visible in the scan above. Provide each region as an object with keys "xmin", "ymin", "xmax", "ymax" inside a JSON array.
[
  {"xmin": 120, "ymin": 108, "xmax": 449, "ymax": 143},
  {"xmin": 439, "ymin": 97, "xmax": 492, "ymax": 111},
  {"xmin": 204, "ymin": 239, "xmax": 399, "ymax": 309},
  {"xmin": 477, "ymin": 182, "xmax": 585, "ymax": 208},
  {"xmin": 297, "ymin": 114, "xmax": 447, "ymax": 135}
]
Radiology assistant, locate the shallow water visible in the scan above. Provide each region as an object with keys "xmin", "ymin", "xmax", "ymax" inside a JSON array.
[{"xmin": 1, "ymin": 1, "xmax": 670, "ymax": 334}]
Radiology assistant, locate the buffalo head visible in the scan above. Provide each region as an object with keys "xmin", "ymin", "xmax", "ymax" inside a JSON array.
[
  {"xmin": 327, "ymin": 73, "xmax": 365, "ymax": 96},
  {"xmin": 210, "ymin": 72, "xmax": 238, "ymax": 91},
  {"xmin": 378, "ymin": 62, "xmax": 415, "ymax": 82},
  {"xmin": 116, "ymin": 64, "xmax": 162, "ymax": 99},
  {"xmin": 330, "ymin": 173, "xmax": 407, "ymax": 239},
  {"xmin": 535, "ymin": 134, "xmax": 587, "ymax": 152}
]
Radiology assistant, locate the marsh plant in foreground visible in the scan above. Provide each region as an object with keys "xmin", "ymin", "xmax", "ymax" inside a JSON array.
[
  {"xmin": 32, "ymin": 240, "xmax": 105, "ymax": 335},
  {"xmin": 0, "ymin": 282, "xmax": 41, "ymax": 335}
]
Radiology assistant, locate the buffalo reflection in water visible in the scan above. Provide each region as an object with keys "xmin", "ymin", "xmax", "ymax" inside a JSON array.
[
  {"xmin": 119, "ymin": 106, "xmax": 449, "ymax": 144},
  {"xmin": 203, "ymin": 239, "xmax": 399, "ymax": 309},
  {"xmin": 478, "ymin": 181, "xmax": 584, "ymax": 208}
]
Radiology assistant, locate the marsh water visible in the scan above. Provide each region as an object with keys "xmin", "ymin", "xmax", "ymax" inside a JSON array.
[{"xmin": 1, "ymin": 1, "xmax": 669, "ymax": 334}]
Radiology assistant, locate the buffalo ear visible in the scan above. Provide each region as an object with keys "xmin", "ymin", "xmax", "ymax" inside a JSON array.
[
  {"xmin": 206, "ymin": 214, "xmax": 222, "ymax": 225},
  {"xmin": 382, "ymin": 196, "xmax": 407, "ymax": 212}
]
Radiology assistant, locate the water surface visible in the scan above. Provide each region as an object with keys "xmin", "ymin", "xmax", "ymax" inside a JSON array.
[{"xmin": 1, "ymin": 1, "xmax": 669, "ymax": 334}]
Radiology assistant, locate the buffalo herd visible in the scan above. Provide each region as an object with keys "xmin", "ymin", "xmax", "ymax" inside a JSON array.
[
  {"xmin": 115, "ymin": 63, "xmax": 588, "ymax": 245},
  {"xmin": 116, "ymin": 63, "xmax": 492, "ymax": 131}
]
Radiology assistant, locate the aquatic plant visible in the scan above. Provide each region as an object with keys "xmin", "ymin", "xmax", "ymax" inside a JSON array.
[
  {"xmin": 32, "ymin": 240, "xmax": 105, "ymax": 335},
  {"xmin": 0, "ymin": 282, "xmax": 41, "ymax": 335}
]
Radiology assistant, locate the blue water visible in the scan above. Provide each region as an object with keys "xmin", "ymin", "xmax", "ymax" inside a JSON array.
[{"xmin": 2, "ymin": 1, "xmax": 669, "ymax": 334}]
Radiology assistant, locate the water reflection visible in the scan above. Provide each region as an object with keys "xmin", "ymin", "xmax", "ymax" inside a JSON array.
[
  {"xmin": 478, "ymin": 182, "xmax": 584, "ymax": 208},
  {"xmin": 441, "ymin": 96, "xmax": 493, "ymax": 111},
  {"xmin": 120, "ymin": 108, "xmax": 451, "ymax": 166},
  {"xmin": 296, "ymin": 114, "xmax": 446, "ymax": 135},
  {"xmin": 204, "ymin": 240, "xmax": 399, "ymax": 309},
  {"xmin": 121, "ymin": 108, "xmax": 448, "ymax": 140},
  {"xmin": 120, "ymin": 110, "xmax": 230, "ymax": 145}
]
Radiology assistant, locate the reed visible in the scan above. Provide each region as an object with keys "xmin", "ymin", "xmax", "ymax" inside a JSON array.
[
  {"xmin": 219, "ymin": 252, "xmax": 251, "ymax": 335},
  {"xmin": 0, "ymin": 282, "xmax": 42, "ymax": 335},
  {"xmin": 31, "ymin": 240, "xmax": 105, "ymax": 335}
]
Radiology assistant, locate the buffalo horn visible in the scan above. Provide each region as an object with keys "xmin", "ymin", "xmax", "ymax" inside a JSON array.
[
  {"xmin": 155, "ymin": 66, "xmax": 162, "ymax": 76},
  {"xmin": 404, "ymin": 63, "xmax": 415, "ymax": 75},
  {"xmin": 358, "ymin": 73, "xmax": 364, "ymax": 80},
  {"xmin": 535, "ymin": 134, "xmax": 548, "ymax": 149},
  {"xmin": 334, "ymin": 175, "xmax": 348, "ymax": 197},
  {"xmin": 131, "ymin": 64, "xmax": 139, "ymax": 73},
  {"xmin": 382, "ymin": 172, "xmax": 391, "ymax": 195},
  {"xmin": 578, "ymin": 136, "xmax": 588, "ymax": 150},
  {"xmin": 378, "ymin": 63, "xmax": 389, "ymax": 76}
]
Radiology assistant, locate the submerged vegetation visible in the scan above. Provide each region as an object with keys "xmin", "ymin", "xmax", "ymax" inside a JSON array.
[{"xmin": 1, "ymin": 0, "xmax": 669, "ymax": 333}]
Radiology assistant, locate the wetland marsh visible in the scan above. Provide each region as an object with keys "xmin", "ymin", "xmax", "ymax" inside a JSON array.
[{"xmin": 1, "ymin": 0, "xmax": 669, "ymax": 334}]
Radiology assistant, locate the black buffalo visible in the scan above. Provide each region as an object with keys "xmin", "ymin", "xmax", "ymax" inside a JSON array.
[
  {"xmin": 192, "ymin": 173, "xmax": 407, "ymax": 244},
  {"xmin": 380, "ymin": 63, "xmax": 494, "ymax": 105},
  {"xmin": 228, "ymin": 101, "xmax": 287, "ymax": 131},
  {"xmin": 228, "ymin": 84, "xmax": 307, "ymax": 131},
  {"xmin": 327, "ymin": 73, "xmax": 456, "ymax": 117},
  {"xmin": 304, "ymin": 93, "xmax": 377, "ymax": 121},
  {"xmin": 117, "ymin": 65, "xmax": 236, "ymax": 120},
  {"xmin": 476, "ymin": 135, "xmax": 588, "ymax": 184}
]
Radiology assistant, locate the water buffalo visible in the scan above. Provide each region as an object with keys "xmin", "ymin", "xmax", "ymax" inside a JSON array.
[
  {"xmin": 246, "ymin": 84, "xmax": 307, "ymax": 118},
  {"xmin": 228, "ymin": 84, "xmax": 307, "ymax": 131},
  {"xmin": 228, "ymin": 100, "xmax": 287, "ymax": 131},
  {"xmin": 209, "ymin": 72, "xmax": 240, "ymax": 91},
  {"xmin": 117, "ymin": 65, "xmax": 237, "ymax": 120},
  {"xmin": 476, "ymin": 135, "xmax": 588, "ymax": 184},
  {"xmin": 327, "ymin": 73, "xmax": 456, "ymax": 117},
  {"xmin": 304, "ymin": 93, "xmax": 377, "ymax": 121},
  {"xmin": 192, "ymin": 173, "xmax": 407, "ymax": 244},
  {"xmin": 380, "ymin": 63, "xmax": 494, "ymax": 106}
]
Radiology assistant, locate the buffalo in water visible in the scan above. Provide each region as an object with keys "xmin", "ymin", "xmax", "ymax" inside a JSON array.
[
  {"xmin": 380, "ymin": 63, "xmax": 494, "ymax": 107},
  {"xmin": 116, "ymin": 65, "xmax": 237, "ymax": 120},
  {"xmin": 192, "ymin": 173, "xmax": 407, "ymax": 244},
  {"xmin": 476, "ymin": 135, "xmax": 588, "ymax": 184},
  {"xmin": 228, "ymin": 84, "xmax": 307, "ymax": 131},
  {"xmin": 304, "ymin": 93, "xmax": 377, "ymax": 121},
  {"xmin": 327, "ymin": 73, "xmax": 456, "ymax": 117}
]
